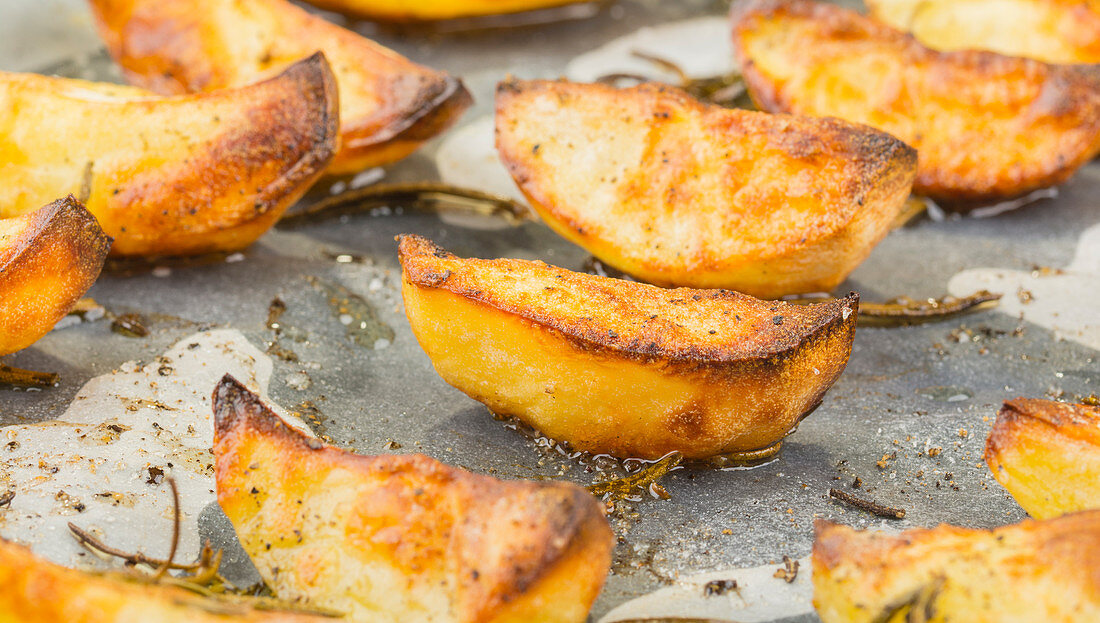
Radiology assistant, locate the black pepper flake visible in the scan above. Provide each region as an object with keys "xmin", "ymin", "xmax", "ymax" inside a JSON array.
[
  {"xmin": 773, "ymin": 316, "xmax": 784, "ymax": 325},
  {"xmin": 703, "ymin": 579, "xmax": 738, "ymax": 596}
]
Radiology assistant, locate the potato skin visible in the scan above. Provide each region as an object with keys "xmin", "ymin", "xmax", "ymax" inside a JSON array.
[
  {"xmin": 866, "ymin": 0, "xmax": 1100, "ymax": 64},
  {"xmin": 89, "ymin": 0, "xmax": 471, "ymax": 174},
  {"xmin": 0, "ymin": 54, "xmax": 337, "ymax": 256},
  {"xmin": 731, "ymin": 0, "xmax": 1100, "ymax": 206},
  {"xmin": 495, "ymin": 79, "xmax": 915, "ymax": 298},
  {"xmin": 812, "ymin": 513, "xmax": 1100, "ymax": 623},
  {"xmin": 212, "ymin": 375, "xmax": 613, "ymax": 623},
  {"xmin": 0, "ymin": 196, "xmax": 110, "ymax": 356},
  {"xmin": 985, "ymin": 399, "xmax": 1100, "ymax": 520},
  {"xmin": 295, "ymin": 0, "xmax": 590, "ymax": 21},
  {"xmin": 399, "ymin": 234, "xmax": 857, "ymax": 459},
  {"xmin": 0, "ymin": 539, "xmax": 321, "ymax": 622}
]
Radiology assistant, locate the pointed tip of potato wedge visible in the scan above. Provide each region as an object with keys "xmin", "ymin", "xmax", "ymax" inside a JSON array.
[
  {"xmin": 0, "ymin": 196, "xmax": 110, "ymax": 356},
  {"xmin": 494, "ymin": 78, "xmax": 915, "ymax": 298},
  {"xmin": 211, "ymin": 375, "xmax": 613, "ymax": 623},
  {"xmin": 0, "ymin": 53, "xmax": 338, "ymax": 257},
  {"xmin": 731, "ymin": 0, "xmax": 1100, "ymax": 206},
  {"xmin": 399, "ymin": 234, "xmax": 857, "ymax": 459},
  {"xmin": 984, "ymin": 398, "xmax": 1100, "ymax": 520}
]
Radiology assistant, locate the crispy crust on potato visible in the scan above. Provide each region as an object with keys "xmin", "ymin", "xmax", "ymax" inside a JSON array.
[
  {"xmin": 89, "ymin": 0, "xmax": 471, "ymax": 174},
  {"xmin": 0, "ymin": 196, "xmax": 110, "ymax": 356},
  {"xmin": 866, "ymin": 0, "xmax": 1100, "ymax": 64},
  {"xmin": 212, "ymin": 375, "xmax": 613, "ymax": 623},
  {"xmin": 495, "ymin": 78, "xmax": 915, "ymax": 298},
  {"xmin": 295, "ymin": 0, "xmax": 591, "ymax": 21},
  {"xmin": 985, "ymin": 398, "xmax": 1100, "ymax": 519},
  {"xmin": 0, "ymin": 538, "xmax": 321, "ymax": 622},
  {"xmin": 0, "ymin": 54, "xmax": 337, "ymax": 256},
  {"xmin": 399, "ymin": 234, "xmax": 857, "ymax": 459},
  {"xmin": 731, "ymin": 0, "xmax": 1100, "ymax": 206},
  {"xmin": 812, "ymin": 513, "xmax": 1100, "ymax": 622}
]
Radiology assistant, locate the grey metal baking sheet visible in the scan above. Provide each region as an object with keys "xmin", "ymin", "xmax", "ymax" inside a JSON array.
[{"xmin": 2, "ymin": 0, "xmax": 1098, "ymax": 621}]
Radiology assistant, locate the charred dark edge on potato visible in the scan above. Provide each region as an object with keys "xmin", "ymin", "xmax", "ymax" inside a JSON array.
[
  {"xmin": 211, "ymin": 374, "xmax": 608, "ymax": 616},
  {"xmin": 398, "ymin": 234, "xmax": 859, "ymax": 367},
  {"xmin": 235, "ymin": 52, "xmax": 339, "ymax": 221},
  {"xmin": 731, "ymin": 0, "xmax": 1100, "ymax": 206},
  {"xmin": 495, "ymin": 78, "xmax": 916, "ymax": 261},
  {"xmin": 0, "ymin": 196, "xmax": 111, "ymax": 277},
  {"xmin": 984, "ymin": 398, "xmax": 1100, "ymax": 467},
  {"xmin": 344, "ymin": 75, "xmax": 472, "ymax": 149}
]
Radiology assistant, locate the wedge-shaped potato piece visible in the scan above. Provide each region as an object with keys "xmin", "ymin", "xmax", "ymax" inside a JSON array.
[
  {"xmin": 0, "ymin": 196, "xmax": 110, "ymax": 356},
  {"xmin": 89, "ymin": 0, "xmax": 471, "ymax": 175},
  {"xmin": 296, "ymin": 0, "xmax": 591, "ymax": 21},
  {"xmin": 213, "ymin": 375, "xmax": 613, "ymax": 623},
  {"xmin": 985, "ymin": 398, "xmax": 1100, "ymax": 520},
  {"xmin": 399, "ymin": 235, "xmax": 858, "ymax": 460},
  {"xmin": 731, "ymin": 0, "xmax": 1100, "ymax": 206},
  {"xmin": 812, "ymin": 513, "xmax": 1100, "ymax": 623},
  {"xmin": 866, "ymin": 0, "xmax": 1100, "ymax": 64},
  {"xmin": 495, "ymin": 79, "xmax": 916, "ymax": 298},
  {"xmin": 0, "ymin": 54, "xmax": 337, "ymax": 256},
  {"xmin": 0, "ymin": 538, "xmax": 323, "ymax": 622}
]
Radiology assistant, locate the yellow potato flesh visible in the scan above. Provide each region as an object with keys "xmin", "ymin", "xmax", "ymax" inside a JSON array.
[
  {"xmin": 302, "ymin": 0, "xmax": 592, "ymax": 21},
  {"xmin": 866, "ymin": 0, "xmax": 1100, "ymax": 63},
  {"xmin": 399, "ymin": 235, "xmax": 857, "ymax": 460},
  {"xmin": 985, "ymin": 398, "xmax": 1100, "ymax": 519}
]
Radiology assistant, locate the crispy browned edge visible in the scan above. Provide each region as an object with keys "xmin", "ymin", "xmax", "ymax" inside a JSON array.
[
  {"xmin": 93, "ymin": 52, "xmax": 338, "ymax": 256},
  {"xmin": 813, "ymin": 510, "xmax": 1100, "ymax": 580},
  {"xmin": 397, "ymin": 233, "xmax": 859, "ymax": 369},
  {"xmin": 87, "ymin": 0, "xmax": 470, "ymax": 173},
  {"xmin": 494, "ymin": 77, "xmax": 917, "ymax": 257},
  {"xmin": 0, "ymin": 196, "xmax": 111, "ymax": 354},
  {"xmin": 985, "ymin": 398, "xmax": 1100, "ymax": 464},
  {"xmin": 212, "ymin": 374, "xmax": 613, "ymax": 620},
  {"xmin": 345, "ymin": 73, "xmax": 472, "ymax": 150},
  {"xmin": 730, "ymin": 0, "xmax": 1100, "ymax": 206}
]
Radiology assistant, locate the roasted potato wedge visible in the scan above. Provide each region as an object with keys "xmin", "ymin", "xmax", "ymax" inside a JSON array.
[
  {"xmin": 0, "ymin": 538, "xmax": 322, "ymax": 622},
  {"xmin": 866, "ymin": 0, "xmax": 1100, "ymax": 64},
  {"xmin": 399, "ymin": 235, "xmax": 858, "ymax": 460},
  {"xmin": 985, "ymin": 398, "xmax": 1100, "ymax": 520},
  {"xmin": 89, "ymin": 0, "xmax": 471, "ymax": 175},
  {"xmin": 0, "ymin": 54, "xmax": 337, "ymax": 256},
  {"xmin": 812, "ymin": 512, "xmax": 1100, "ymax": 622},
  {"xmin": 731, "ymin": 0, "xmax": 1100, "ymax": 206},
  {"xmin": 495, "ymin": 79, "xmax": 916, "ymax": 298},
  {"xmin": 0, "ymin": 196, "xmax": 110, "ymax": 356},
  {"xmin": 296, "ymin": 0, "xmax": 591, "ymax": 21},
  {"xmin": 213, "ymin": 375, "xmax": 613, "ymax": 623}
]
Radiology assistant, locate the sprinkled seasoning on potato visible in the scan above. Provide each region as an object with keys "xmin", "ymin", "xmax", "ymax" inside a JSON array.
[{"xmin": 399, "ymin": 234, "xmax": 858, "ymax": 460}]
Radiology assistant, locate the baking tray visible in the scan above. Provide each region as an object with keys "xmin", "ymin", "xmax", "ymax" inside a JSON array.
[{"xmin": 2, "ymin": 1, "xmax": 1098, "ymax": 621}]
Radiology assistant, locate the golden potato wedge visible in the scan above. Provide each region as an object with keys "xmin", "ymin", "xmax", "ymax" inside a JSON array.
[
  {"xmin": 495, "ymin": 79, "xmax": 916, "ymax": 298},
  {"xmin": 985, "ymin": 398, "xmax": 1100, "ymax": 520},
  {"xmin": 0, "ymin": 538, "xmax": 323, "ymax": 622},
  {"xmin": 89, "ymin": 0, "xmax": 471, "ymax": 175},
  {"xmin": 297, "ymin": 0, "xmax": 591, "ymax": 21},
  {"xmin": 731, "ymin": 0, "xmax": 1100, "ymax": 206},
  {"xmin": 212, "ymin": 374, "xmax": 613, "ymax": 623},
  {"xmin": 812, "ymin": 513, "xmax": 1100, "ymax": 623},
  {"xmin": 0, "ymin": 54, "xmax": 337, "ymax": 256},
  {"xmin": 866, "ymin": 0, "xmax": 1100, "ymax": 64},
  {"xmin": 0, "ymin": 196, "xmax": 110, "ymax": 356},
  {"xmin": 399, "ymin": 234, "xmax": 858, "ymax": 460}
]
